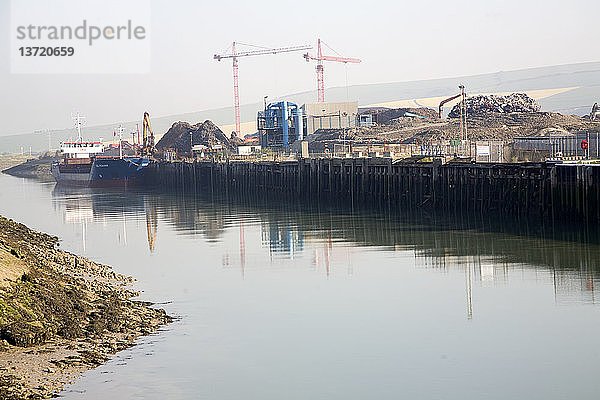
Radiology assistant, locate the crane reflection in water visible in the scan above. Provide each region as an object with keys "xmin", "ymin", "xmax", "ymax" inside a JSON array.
[
  {"xmin": 51, "ymin": 186, "xmax": 600, "ymax": 318},
  {"xmin": 146, "ymin": 204, "xmax": 158, "ymax": 253},
  {"xmin": 52, "ymin": 185, "xmax": 158, "ymax": 253}
]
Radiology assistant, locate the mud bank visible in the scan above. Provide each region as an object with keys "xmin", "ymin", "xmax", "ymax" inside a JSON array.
[
  {"xmin": 0, "ymin": 216, "xmax": 172, "ymax": 399},
  {"xmin": 1, "ymin": 155, "xmax": 54, "ymax": 182}
]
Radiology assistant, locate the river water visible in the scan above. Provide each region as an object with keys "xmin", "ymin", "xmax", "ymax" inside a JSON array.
[{"xmin": 1, "ymin": 173, "xmax": 599, "ymax": 399}]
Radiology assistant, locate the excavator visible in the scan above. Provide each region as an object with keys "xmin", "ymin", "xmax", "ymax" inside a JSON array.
[
  {"xmin": 141, "ymin": 111, "xmax": 155, "ymax": 156},
  {"xmin": 439, "ymin": 85, "xmax": 468, "ymax": 146},
  {"xmin": 438, "ymin": 85, "xmax": 467, "ymax": 118}
]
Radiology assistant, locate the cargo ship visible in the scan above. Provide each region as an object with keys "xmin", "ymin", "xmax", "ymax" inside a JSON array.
[{"xmin": 51, "ymin": 113, "xmax": 152, "ymax": 187}]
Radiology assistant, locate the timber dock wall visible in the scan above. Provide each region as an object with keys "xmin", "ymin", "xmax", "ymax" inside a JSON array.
[{"xmin": 144, "ymin": 159, "xmax": 600, "ymax": 221}]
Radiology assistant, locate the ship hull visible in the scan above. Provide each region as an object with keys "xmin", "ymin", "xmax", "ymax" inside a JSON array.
[{"xmin": 52, "ymin": 157, "xmax": 149, "ymax": 187}]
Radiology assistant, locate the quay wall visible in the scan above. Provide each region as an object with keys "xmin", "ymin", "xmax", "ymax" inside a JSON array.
[{"xmin": 144, "ymin": 158, "xmax": 600, "ymax": 221}]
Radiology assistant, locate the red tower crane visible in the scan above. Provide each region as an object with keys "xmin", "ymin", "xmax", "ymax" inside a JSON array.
[
  {"xmin": 214, "ymin": 42, "xmax": 312, "ymax": 136},
  {"xmin": 303, "ymin": 39, "xmax": 361, "ymax": 103}
]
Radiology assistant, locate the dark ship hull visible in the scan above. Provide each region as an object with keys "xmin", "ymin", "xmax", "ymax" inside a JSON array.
[{"xmin": 51, "ymin": 157, "xmax": 150, "ymax": 187}]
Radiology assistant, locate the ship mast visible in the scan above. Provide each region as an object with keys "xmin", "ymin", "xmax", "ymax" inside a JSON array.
[
  {"xmin": 72, "ymin": 113, "xmax": 85, "ymax": 143},
  {"xmin": 117, "ymin": 124, "xmax": 124, "ymax": 159}
]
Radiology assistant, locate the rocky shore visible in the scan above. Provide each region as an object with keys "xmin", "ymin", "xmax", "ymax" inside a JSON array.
[{"xmin": 0, "ymin": 216, "xmax": 172, "ymax": 399}]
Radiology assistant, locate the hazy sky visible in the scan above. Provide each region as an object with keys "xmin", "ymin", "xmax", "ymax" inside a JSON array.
[{"xmin": 1, "ymin": 0, "xmax": 598, "ymax": 136}]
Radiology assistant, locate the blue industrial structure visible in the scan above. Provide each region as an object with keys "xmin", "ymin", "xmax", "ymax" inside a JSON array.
[{"xmin": 257, "ymin": 101, "xmax": 304, "ymax": 148}]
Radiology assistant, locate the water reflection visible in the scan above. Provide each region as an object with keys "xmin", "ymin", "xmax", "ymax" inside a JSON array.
[
  {"xmin": 0, "ymin": 173, "xmax": 579, "ymax": 400},
  {"xmin": 49, "ymin": 185, "xmax": 600, "ymax": 315},
  {"xmin": 262, "ymin": 221, "xmax": 304, "ymax": 256},
  {"xmin": 146, "ymin": 204, "xmax": 158, "ymax": 252}
]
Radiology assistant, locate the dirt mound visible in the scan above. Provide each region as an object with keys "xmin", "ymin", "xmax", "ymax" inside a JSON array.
[
  {"xmin": 361, "ymin": 107, "xmax": 438, "ymax": 124},
  {"xmin": 398, "ymin": 107, "xmax": 439, "ymax": 120},
  {"xmin": 308, "ymin": 110, "xmax": 600, "ymax": 147},
  {"xmin": 156, "ymin": 120, "xmax": 234, "ymax": 153},
  {"xmin": 449, "ymin": 93, "xmax": 540, "ymax": 117},
  {"xmin": 466, "ymin": 111, "xmax": 599, "ymax": 137}
]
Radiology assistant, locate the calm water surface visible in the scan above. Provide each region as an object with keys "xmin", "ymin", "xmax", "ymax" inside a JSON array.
[{"xmin": 0, "ymin": 174, "xmax": 599, "ymax": 399}]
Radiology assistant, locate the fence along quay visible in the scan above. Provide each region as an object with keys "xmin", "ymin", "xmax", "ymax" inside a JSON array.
[{"xmin": 143, "ymin": 157, "xmax": 600, "ymax": 222}]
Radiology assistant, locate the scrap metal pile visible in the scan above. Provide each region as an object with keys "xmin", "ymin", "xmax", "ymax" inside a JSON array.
[{"xmin": 449, "ymin": 93, "xmax": 541, "ymax": 118}]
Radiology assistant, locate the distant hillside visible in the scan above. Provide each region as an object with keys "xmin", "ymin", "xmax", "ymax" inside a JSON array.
[{"xmin": 1, "ymin": 62, "xmax": 599, "ymax": 154}]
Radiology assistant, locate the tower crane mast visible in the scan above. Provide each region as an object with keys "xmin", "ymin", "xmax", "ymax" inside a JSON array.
[
  {"xmin": 214, "ymin": 42, "xmax": 312, "ymax": 136},
  {"xmin": 303, "ymin": 39, "xmax": 361, "ymax": 102}
]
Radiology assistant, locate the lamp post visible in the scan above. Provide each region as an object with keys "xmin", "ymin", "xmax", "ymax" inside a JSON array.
[
  {"xmin": 261, "ymin": 96, "xmax": 268, "ymax": 147},
  {"xmin": 342, "ymin": 111, "xmax": 348, "ymax": 154}
]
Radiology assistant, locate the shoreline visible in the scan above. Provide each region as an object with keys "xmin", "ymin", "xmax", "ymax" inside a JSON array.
[
  {"xmin": 0, "ymin": 215, "xmax": 172, "ymax": 399},
  {"xmin": 1, "ymin": 155, "xmax": 54, "ymax": 182}
]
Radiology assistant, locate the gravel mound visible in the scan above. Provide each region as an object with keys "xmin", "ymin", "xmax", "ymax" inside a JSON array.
[
  {"xmin": 156, "ymin": 120, "xmax": 234, "ymax": 153},
  {"xmin": 360, "ymin": 107, "xmax": 438, "ymax": 124}
]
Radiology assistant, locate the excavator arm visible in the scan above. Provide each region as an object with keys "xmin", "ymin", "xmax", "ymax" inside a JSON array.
[
  {"xmin": 438, "ymin": 94, "xmax": 462, "ymax": 118},
  {"xmin": 142, "ymin": 112, "xmax": 155, "ymax": 156}
]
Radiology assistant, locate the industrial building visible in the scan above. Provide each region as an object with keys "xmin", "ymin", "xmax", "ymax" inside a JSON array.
[
  {"xmin": 237, "ymin": 144, "xmax": 261, "ymax": 155},
  {"xmin": 302, "ymin": 101, "xmax": 358, "ymax": 136},
  {"xmin": 257, "ymin": 101, "xmax": 304, "ymax": 148},
  {"xmin": 257, "ymin": 100, "xmax": 360, "ymax": 148}
]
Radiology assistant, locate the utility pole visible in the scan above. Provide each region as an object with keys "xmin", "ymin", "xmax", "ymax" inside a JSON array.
[
  {"xmin": 342, "ymin": 111, "xmax": 348, "ymax": 154},
  {"xmin": 458, "ymin": 85, "xmax": 468, "ymax": 156},
  {"xmin": 462, "ymin": 85, "xmax": 468, "ymax": 141},
  {"xmin": 261, "ymin": 96, "xmax": 269, "ymax": 147}
]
